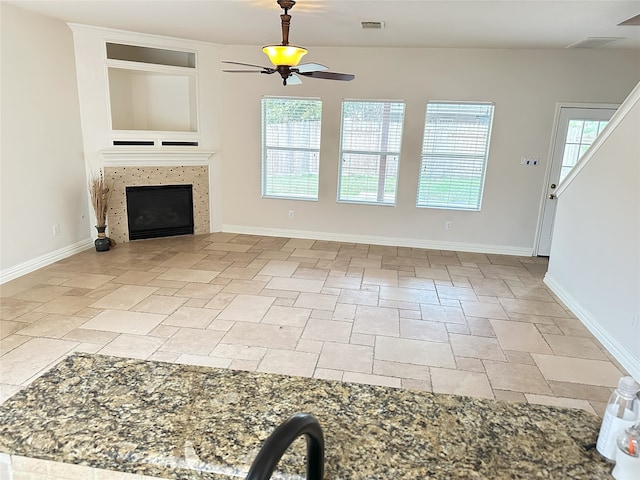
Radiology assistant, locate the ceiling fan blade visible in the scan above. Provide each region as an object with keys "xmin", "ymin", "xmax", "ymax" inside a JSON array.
[
  {"xmin": 222, "ymin": 70, "xmax": 266, "ymax": 73},
  {"xmin": 299, "ymin": 71, "xmax": 355, "ymax": 81},
  {"xmin": 285, "ymin": 74, "xmax": 303, "ymax": 86},
  {"xmin": 222, "ymin": 60, "xmax": 274, "ymax": 71},
  {"xmin": 295, "ymin": 63, "xmax": 328, "ymax": 73}
]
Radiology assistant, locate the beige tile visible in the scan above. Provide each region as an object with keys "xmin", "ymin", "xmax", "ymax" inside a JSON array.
[
  {"xmin": 455, "ymin": 357, "xmax": 485, "ymax": 373},
  {"xmin": 449, "ymin": 333, "xmax": 506, "ymax": 361},
  {"xmin": 290, "ymin": 248, "xmax": 337, "ymax": 260},
  {"xmin": 303, "ymin": 319, "xmax": 352, "ymax": 343},
  {"xmin": 283, "ymin": 238, "xmax": 315, "ymax": 249},
  {"xmin": 468, "ymin": 278, "xmax": 513, "ymax": 297},
  {"xmin": 0, "ymin": 337, "xmax": 77, "ymax": 384},
  {"xmin": 222, "ymin": 322, "xmax": 302, "ymax": 349},
  {"xmin": 499, "ymin": 298, "xmax": 569, "ymax": 318},
  {"xmin": 493, "ymin": 390, "xmax": 527, "ymax": 403},
  {"xmin": 342, "ymin": 371, "xmax": 401, "ymax": 388},
  {"xmin": 217, "ymin": 294, "xmax": 275, "ymax": 322},
  {"xmin": 62, "ymin": 273, "xmax": 115, "ymax": 289},
  {"xmin": 162, "ymin": 306, "xmax": 218, "ymax": 328},
  {"xmin": 436, "ymin": 285, "xmax": 479, "ymax": 302},
  {"xmin": 112, "ymin": 271, "xmax": 159, "ymax": 286},
  {"xmin": 373, "ymin": 359, "xmax": 430, "ymax": 381},
  {"xmin": 205, "ymin": 242, "xmax": 252, "ymax": 252},
  {"xmin": 157, "ymin": 268, "xmax": 220, "ymax": 284},
  {"xmin": 89, "ymin": 285, "xmax": 158, "ymax": 310},
  {"xmin": 531, "ymin": 354, "xmax": 624, "ymax": 387},
  {"xmin": 375, "ymin": 336, "xmax": 455, "ymax": 368},
  {"xmin": 14, "ymin": 314, "xmax": 87, "ymax": 339},
  {"xmin": 490, "ymin": 320, "xmax": 552, "ymax": 354},
  {"xmin": 81, "ymin": 310, "xmax": 166, "ymax": 335},
  {"xmin": 467, "ymin": 317, "xmax": 496, "ymax": 337},
  {"xmin": 175, "ymin": 283, "xmax": 224, "ymax": 300},
  {"xmin": 314, "ymin": 368, "xmax": 344, "ymax": 381},
  {"xmin": 0, "ymin": 321, "xmax": 26, "ymax": 339},
  {"xmin": 174, "ymin": 354, "xmax": 232, "ymax": 368},
  {"xmin": 34, "ymin": 296, "xmax": 95, "ymax": 315},
  {"xmin": 0, "ymin": 334, "xmax": 30, "ymax": 355},
  {"xmin": 159, "ymin": 252, "xmax": 208, "ymax": 268},
  {"xmin": 508, "ymin": 285, "xmax": 555, "ymax": 302},
  {"xmin": 132, "ymin": 295, "xmax": 187, "ymax": 314},
  {"xmin": 210, "ymin": 343, "xmax": 267, "ymax": 361},
  {"xmin": 324, "ymin": 275, "xmax": 362, "ymax": 289},
  {"xmin": 63, "ymin": 329, "xmax": 119, "ymax": 345},
  {"xmin": 350, "ymin": 332, "xmax": 375, "ymax": 346},
  {"xmin": 11, "ymin": 285, "xmax": 72, "ymax": 303},
  {"xmin": 294, "ymin": 293, "xmax": 337, "ymax": 311},
  {"xmin": 352, "ymin": 305, "xmax": 399, "ymax": 337},
  {"xmin": 159, "ymin": 328, "xmax": 224, "ymax": 355},
  {"xmin": 399, "ymin": 319, "xmax": 449, "ymax": 343},
  {"xmin": 431, "ymin": 368, "xmax": 494, "ymax": 399},
  {"xmin": 262, "ymin": 305, "xmax": 311, "ymax": 327},
  {"xmin": 380, "ymin": 286, "xmax": 438, "ymax": 304},
  {"xmin": 483, "ymin": 360, "xmax": 551, "ymax": 394},
  {"xmin": 363, "ymin": 268, "xmax": 398, "ymax": 287},
  {"xmin": 258, "ymin": 349, "xmax": 318, "ymax": 377},
  {"xmin": 460, "ymin": 301, "xmax": 509, "ymax": 320},
  {"xmin": 543, "ymin": 334, "xmax": 608, "ymax": 360},
  {"xmin": 420, "ymin": 304, "xmax": 466, "ymax": 324},
  {"xmin": 524, "ymin": 394, "xmax": 596, "ymax": 414},
  {"xmin": 265, "ymin": 277, "xmax": 324, "ymax": 293},
  {"xmin": 258, "ymin": 260, "xmax": 300, "ymax": 277},
  {"xmin": 503, "ymin": 350, "xmax": 536, "ymax": 365},
  {"xmin": 337, "ymin": 289, "xmax": 378, "ymax": 306},
  {"xmin": 99, "ymin": 334, "xmax": 165, "ymax": 359},
  {"xmin": 547, "ymin": 380, "xmax": 613, "ymax": 403},
  {"xmin": 317, "ymin": 342, "xmax": 373, "ymax": 374}
]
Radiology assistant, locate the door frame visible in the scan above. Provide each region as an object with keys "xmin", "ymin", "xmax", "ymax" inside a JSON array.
[{"xmin": 532, "ymin": 102, "xmax": 619, "ymax": 256}]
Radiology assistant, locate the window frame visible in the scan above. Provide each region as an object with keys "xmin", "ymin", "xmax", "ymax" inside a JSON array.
[
  {"xmin": 261, "ymin": 96, "xmax": 323, "ymax": 201},
  {"xmin": 416, "ymin": 101, "xmax": 495, "ymax": 212},
  {"xmin": 337, "ymin": 99, "xmax": 406, "ymax": 206}
]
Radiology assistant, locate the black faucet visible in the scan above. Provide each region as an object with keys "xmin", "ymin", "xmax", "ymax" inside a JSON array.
[{"xmin": 246, "ymin": 413, "xmax": 324, "ymax": 480}]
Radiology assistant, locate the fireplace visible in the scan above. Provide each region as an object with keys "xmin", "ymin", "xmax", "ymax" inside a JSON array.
[{"xmin": 126, "ymin": 184, "xmax": 194, "ymax": 240}]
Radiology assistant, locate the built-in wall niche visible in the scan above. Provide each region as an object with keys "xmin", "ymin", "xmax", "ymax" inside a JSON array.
[{"xmin": 106, "ymin": 43, "xmax": 198, "ymax": 133}]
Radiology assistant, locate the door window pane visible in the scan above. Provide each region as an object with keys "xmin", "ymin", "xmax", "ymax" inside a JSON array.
[{"xmin": 559, "ymin": 119, "xmax": 608, "ymax": 182}]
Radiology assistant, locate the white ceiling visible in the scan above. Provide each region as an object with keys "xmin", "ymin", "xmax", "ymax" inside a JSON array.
[{"xmin": 7, "ymin": 0, "xmax": 640, "ymax": 50}]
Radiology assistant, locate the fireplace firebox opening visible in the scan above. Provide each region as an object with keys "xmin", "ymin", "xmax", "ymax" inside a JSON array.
[{"xmin": 126, "ymin": 184, "xmax": 194, "ymax": 240}]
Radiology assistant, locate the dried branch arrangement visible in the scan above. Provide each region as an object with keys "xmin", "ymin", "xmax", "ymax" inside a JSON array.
[{"xmin": 89, "ymin": 172, "xmax": 112, "ymax": 228}]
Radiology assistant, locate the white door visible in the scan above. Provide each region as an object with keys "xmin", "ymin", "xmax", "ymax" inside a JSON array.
[{"xmin": 537, "ymin": 105, "xmax": 617, "ymax": 256}]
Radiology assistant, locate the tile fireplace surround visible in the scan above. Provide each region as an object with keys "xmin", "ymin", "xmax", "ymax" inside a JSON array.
[{"xmin": 104, "ymin": 166, "xmax": 210, "ymax": 244}]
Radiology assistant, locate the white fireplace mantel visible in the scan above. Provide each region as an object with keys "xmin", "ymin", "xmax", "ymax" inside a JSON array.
[{"xmin": 99, "ymin": 149, "xmax": 215, "ymax": 167}]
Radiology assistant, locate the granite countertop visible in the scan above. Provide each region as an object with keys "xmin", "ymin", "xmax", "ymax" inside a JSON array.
[{"xmin": 0, "ymin": 353, "xmax": 612, "ymax": 479}]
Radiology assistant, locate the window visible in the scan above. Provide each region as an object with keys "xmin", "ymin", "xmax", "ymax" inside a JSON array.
[
  {"xmin": 338, "ymin": 100, "xmax": 405, "ymax": 205},
  {"xmin": 560, "ymin": 119, "xmax": 609, "ymax": 182},
  {"xmin": 417, "ymin": 102, "xmax": 494, "ymax": 211},
  {"xmin": 262, "ymin": 97, "xmax": 322, "ymax": 200}
]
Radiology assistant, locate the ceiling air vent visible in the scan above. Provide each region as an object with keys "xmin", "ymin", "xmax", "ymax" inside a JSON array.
[
  {"xmin": 567, "ymin": 37, "xmax": 625, "ymax": 48},
  {"xmin": 361, "ymin": 21, "xmax": 385, "ymax": 29},
  {"xmin": 618, "ymin": 13, "xmax": 640, "ymax": 26}
]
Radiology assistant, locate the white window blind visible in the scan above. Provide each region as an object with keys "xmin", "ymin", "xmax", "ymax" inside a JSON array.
[
  {"xmin": 417, "ymin": 102, "xmax": 494, "ymax": 211},
  {"xmin": 338, "ymin": 100, "xmax": 405, "ymax": 205},
  {"xmin": 262, "ymin": 97, "xmax": 322, "ymax": 200}
]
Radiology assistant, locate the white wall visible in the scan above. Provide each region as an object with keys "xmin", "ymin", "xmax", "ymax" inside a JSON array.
[
  {"xmin": 0, "ymin": 3, "xmax": 90, "ymax": 280},
  {"xmin": 219, "ymin": 46, "xmax": 640, "ymax": 254},
  {"xmin": 545, "ymin": 84, "xmax": 640, "ymax": 380}
]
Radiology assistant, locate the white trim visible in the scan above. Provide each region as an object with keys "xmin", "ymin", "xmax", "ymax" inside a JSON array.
[
  {"xmin": 222, "ymin": 224, "xmax": 533, "ymax": 256},
  {"xmin": 0, "ymin": 239, "xmax": 94, "ymax": 285},
  {"xmin": 544, "ymin": 273, "xmax": 640, "ymax": 381},
  {"xmin": 99, "ymin": 149, "xmax": 214, "ymax": 166},
  {"xmin": 556, "ymin": 89, "xmax": 639, "ymax": 197}
]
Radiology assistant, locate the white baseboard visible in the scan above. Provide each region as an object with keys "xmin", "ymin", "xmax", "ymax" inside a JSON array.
[
  {"xmin": 0, "ymin": 239, "xmax": 94, "ymax": 284},
  {"xmin": 221, "ymin": 224, "xmax": 533, "ymax": 257},
  {"xmin": 544, "ymin": 273, "xmax": 640, "ymax": 381}
]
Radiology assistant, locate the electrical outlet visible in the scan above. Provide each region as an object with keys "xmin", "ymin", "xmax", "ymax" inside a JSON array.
[
  {"xmin": 521, "ymin": 156, "xmax": 539, "ymax": 166},
  {"xmin": 288, "ymin": 210, "xmax": 294, "ymax": 219},
  {"xmin": 52, "ymin": 224, "xmax": 60, "ymax": 237},
  {"xmin": 445, "ymin": 221, "xmax": 452, "ymax": 231}
]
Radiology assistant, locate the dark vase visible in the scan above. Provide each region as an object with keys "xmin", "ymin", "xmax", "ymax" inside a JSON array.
[{"xmin": 95, "ymin": 225, "xmax": 110, "ymax": 252}]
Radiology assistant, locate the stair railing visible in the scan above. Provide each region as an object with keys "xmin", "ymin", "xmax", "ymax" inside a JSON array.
[{"xmin": 245, "ymin": 413, "xmax": 324, "ymax": 480}]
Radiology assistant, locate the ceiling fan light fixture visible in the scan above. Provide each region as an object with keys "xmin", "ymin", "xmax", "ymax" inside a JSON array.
[{"xmin": 262, "ymin": 45, "xmax": 307, "ymax": 66}]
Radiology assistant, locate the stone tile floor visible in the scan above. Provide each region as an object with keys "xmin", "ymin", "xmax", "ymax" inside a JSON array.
[{"xmin": 0, "ymin": 233, "xmax": 628, "ymax": 415}]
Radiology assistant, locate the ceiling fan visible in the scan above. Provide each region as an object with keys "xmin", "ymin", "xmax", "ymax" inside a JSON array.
[{"xmin": 222, "ymin": 0, "xmax": 355, "ymax": 86}]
